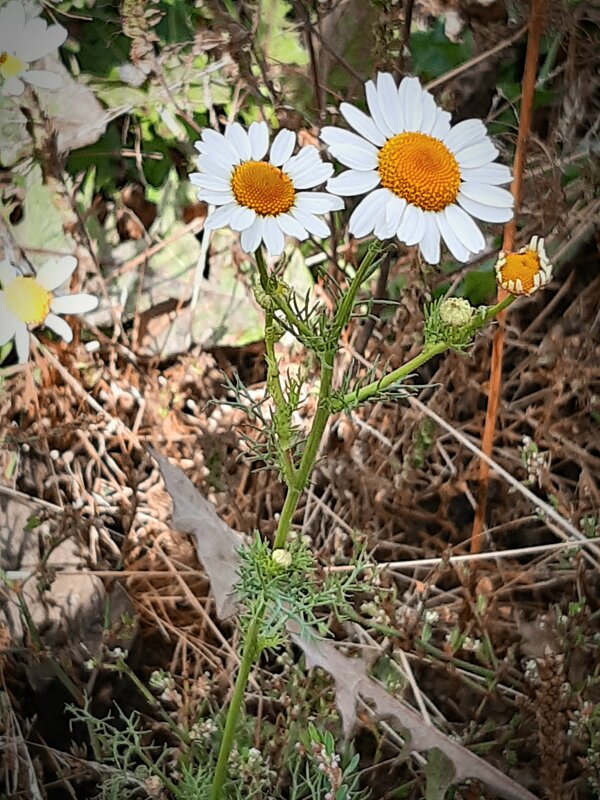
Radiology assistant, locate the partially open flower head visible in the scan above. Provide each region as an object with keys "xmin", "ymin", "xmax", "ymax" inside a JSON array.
[
  {"xmin": 191, "ymin": 122, "xmax": 343, "ymax": 257},
  {"xmin": 0, "ymin": 1, "xmax": 67, "ymax": 97},
  {"xmin": 0, "ymin": 256, "xmax": 98, "ymax": 363},
  {"xmin": 495, "ymin": 236, "xmax": 552, "ymax": 296},
  {"xmin": 322, "ymin": 73, "xmax": 514, "ymax": 265}
]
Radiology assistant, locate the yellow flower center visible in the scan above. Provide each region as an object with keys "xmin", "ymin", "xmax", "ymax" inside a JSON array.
[
  {"xmin": 378, "ymin": 132, "xmax": 461, "ymax": 212},
  {"xmin": 0, "ymin": 52, "xmax": 26, "ymax": 79},
  {"xmin": 498, "ymin": 251, "xmax": 541, "ymax": 294},
  {"xmin": 4, "ymin": 277, "xmax": 51, "ymax": 325},
  {"xmin": 231, "ymin": 161, "xmax": 295, "ymax": 217}
]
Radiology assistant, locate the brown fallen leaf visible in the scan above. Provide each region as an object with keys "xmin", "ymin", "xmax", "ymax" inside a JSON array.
[
  {"xmin": 291, "ymin": 630, "xmax": 538, "ymax": 800},
  {"xmin": 150, "ymin": 448, "xmax": 242, "ymax": 618}
]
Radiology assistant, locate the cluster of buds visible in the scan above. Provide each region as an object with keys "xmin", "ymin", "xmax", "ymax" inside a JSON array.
[{"xmin": 310, "ymin": 740, "xmax": 343, "ymax": 799}]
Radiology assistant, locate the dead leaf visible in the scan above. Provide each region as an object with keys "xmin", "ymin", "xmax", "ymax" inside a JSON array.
[
  {"xmin": 151, "ymin": 448, "xmax": 242, "ymax": 618},
  {"xmin": 291, "ymin": 630, "xmax": 538, "ymax": 800}
]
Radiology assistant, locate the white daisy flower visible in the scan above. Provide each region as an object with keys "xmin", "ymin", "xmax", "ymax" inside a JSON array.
[
  {"xmin": 0, "ymin": 1, "xmax": 67, "ymax": 97},
  {"xmin": 322, "ymin": 73, "xmax": 514, "ymax": 265},
  {"xmin": 0, "ymin": 256, "xmax": 98, "ymax": 363},
  {"xmin": 190, "ymin": 122, "xmax": 343, "ymax": 257}
]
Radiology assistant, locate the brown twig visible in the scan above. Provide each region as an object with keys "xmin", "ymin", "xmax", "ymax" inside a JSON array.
[{"xmin": 470, "ymin": 0, "xmax": 547, "ymax": 554}]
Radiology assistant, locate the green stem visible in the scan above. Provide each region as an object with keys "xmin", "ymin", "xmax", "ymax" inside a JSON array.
[
  {"xmin": 255, "ymin": 248, "xmax": 314, "ymax": 342},
  {"xmin": 342, "ymin": 293, "xmax": 516, "ymax": 407},
  {"xmin": 210, "ymin": 609, "xmax": 263, "ymax": 800},
  {"xmin": 265, "ymin": 309, "xmax": 296, "ymax": 484}
]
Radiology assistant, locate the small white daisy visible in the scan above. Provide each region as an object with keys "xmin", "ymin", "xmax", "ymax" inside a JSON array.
[
  {"xmin": 0, "ymin": 1, "xmax": 67, "ymax": 97},
  {"xmin": 322, "ymin": 73, "xmax": 514, "ymax": 265},
  {"xmin": 190, "ymin": 122, "xmax": 343, "ymax": 257},
  {"xmin": 494, "ymin": 235, "xmax": 552, "ymax": 295},
  {"xmin": 0, "ymin": 256, "xmax": 98, "ymax": 363}
]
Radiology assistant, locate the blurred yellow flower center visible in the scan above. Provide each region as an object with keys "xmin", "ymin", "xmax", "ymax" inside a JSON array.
[
  {"xmin": 498, "ymin": 251, "xmax": 541, "ymax": 294},
  {"xmin": 378, "ymin": 132, "xmax": 460, "ymax": 212},
  {"xmin": 4, "ymin": 277, "xmax": 50, "ymax": 325},
  {"xmin": 231, "ymin": 161, "xmax": 295, "ymax": 216},
  {"xmin": 0, "ymin": 52, "xmax": 25, "ymax": 79}
]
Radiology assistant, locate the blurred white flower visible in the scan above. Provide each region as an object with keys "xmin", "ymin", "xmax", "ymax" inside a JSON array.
[
  {"xmin": 0, "ymin": 255, "xmax": 98, "ymax": 363},
  {"xmin": 0, "ymin": 1, "xmax": 67, "ymax": 97},
  {"xmin": 191, "ymin": 121, "xmax": 343, "ymax": 257},
  {"xmin": 495, "ymin": 235, "xmax": 552, "ymax": 295},
  {"xmin": 323, "ymin": 73, "xmax": 514, "ymax": 264}
]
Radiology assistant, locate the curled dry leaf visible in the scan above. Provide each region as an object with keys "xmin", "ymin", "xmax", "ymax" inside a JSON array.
[{"xmin": 151, "ymin": 448, "xmax": 242, "ymax": 618}]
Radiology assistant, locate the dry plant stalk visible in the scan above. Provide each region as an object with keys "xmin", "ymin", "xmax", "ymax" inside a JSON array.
[
  {"xmin": 471, "ymin": 0, "xmax": 547, "ymax": 553},
  {"xmin": 535, "ymin": 648, "xmax": 568, "ymax": 799}
]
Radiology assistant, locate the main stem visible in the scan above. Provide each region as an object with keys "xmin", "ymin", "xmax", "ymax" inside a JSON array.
[{"xmin": 210, "ymin": 611, "xmax": 263, "ymax": 800}]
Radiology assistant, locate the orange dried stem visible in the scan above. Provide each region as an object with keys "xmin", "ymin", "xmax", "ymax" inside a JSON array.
[{"xmin": 470, "ymin": 0, "xmax": 547, "ymax": 553}]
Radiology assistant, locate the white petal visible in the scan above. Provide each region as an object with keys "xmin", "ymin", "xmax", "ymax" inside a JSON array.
[
  {"xmin": 201, "ymin": 129, "xmax": 240, "ymax": 164},
  {"xmin": 225, "ymin": 122, "xmax": 252, "ymax": 161},
  {"xmin": 203, "ymin": 203, "xmax": 236, "ymax": 230},
  {"xmin": 228, "ymin": 206, "xmax": 256, "ymax": 231},
  {"xmin": 377, "ymin": 72, "xmax": 404, "ymax": 133},
  {"xmin": 290, "ymin": 208, "xmax": 330, "ymax": 238},
  {"xmin": 44, "ymin": 313, "xmax": 73, "ymax": 342},
  {"xmin": 17, "ymin": 22, "xmax": 67, "ymax": 61},
  {"xmin": 456, "ymin": 192, "xmax": 514, "ymax": 223},
  {"xmin": 50, "ymin": 293, "xmax": 98, "ymax": 315},
  {"xmin": 366, "ymin": 79, "xmax": 394, "ymax": 138},
  {"xmin": 430, "ymin": 109, "xmax": 452, "ymax": 140},
  {"xmin": 399, "ymin": 77, "xmax": 423, "ymax": 132},
  {"xmin": 459, "ymin": 163, "xmax": 512, "ymax": 185},
  {"xmin": 3, "ymin": 77, "xmax": 25, "ymax": 96},
  {"xmin": 349, "ymin": 188, "xmax": 393, "ymax": 238},
  {"xmin": 444, "ymin": 119, "xmax": 487, "ymax": 153},
  {"xmin": 340, "ymin": 102, "xmax": 386, "ymax": 146},
  {"xmin": 0, "ymin": 261, "xmax": 17, "ymax": 286},
  {"xmin": 384, "ymin": 195, "xmax": 407, "ymax": 233},
  {"xmin": 0, "ymin": 297, "xmax": 18, "ymax": 345},
  {"xmin": 437, "ymin": 211, "xmax": 471, "ymax": 262},
  {"xmin": 289, "ymin": 162, "xmax": 333, "ymax": 190},
  {"xmin": 270, "ymin": 129, "xmax": 296, "ymax": 166},
  {"xmin": 419, "ymin": 212, "xmax": 441, "ymax": 264},
  {"xmin": 0, "ymin": 2, "xmax": 25, "ymax": 43},
  {"xmin": 262, "ymin": 218, "xmax": 285, "ymax": 257},
  {"xmin": 456, "ymin": 140, "xmax": 499, "ymax": 169},
  {"xmin": 399, "ymin": 205, "xmax": 425, "ymax": 246},
  {"xmin": 197, "ymin": 190, "xmax": 235, "ymax": 205},
  {"xmin": 15, "ymin": 321, "xmax": 30, "ymax": 363},
  {"xmin": 444, "ymin": 204, "xmax": 485, "ymax": 254},
  {"xmin": 419, "ymin": 91, "xmax": 438, "ymax": 135},
  {"xmin": 191, "ymin": 173, "xmax": 231, "ymax": 192},
  {"xmin": 240, "ymin": 219, "xmax": 263, "ymax": 253},
  {"xmin": 459, "ymin": 182, "xmax": 514, "ymax": 208},
  {"xmin": 276, "ymin": 213, "xmax": 308, "ymax": 240},
  {"xmin": 22, "ymin": 70, "xmax": 62, "ymax": 90},
  {"xmin": 196, "ymin": 152, "xmax": 235, "ymax": 180},
  {"xmin": 327, "ymin": 170, "xmax": 380, "ymax": 196},
  {"xmin": 36, "ymin": 256, "xmax": 77, "ymax": 290},
  {"xmin": 295, "ymin": 191, "xmax": 344, "ymax": 214},
  {"xmin": 321, "ymin": 127, "xmax": 379, "ymax": 158},
  {"xmin": 248, "ymin": 121, "xmax": 269, "ymax": 160},
  {"xmin": 326, "ymin": 144, "xmax": 378, "ymax": 171}
]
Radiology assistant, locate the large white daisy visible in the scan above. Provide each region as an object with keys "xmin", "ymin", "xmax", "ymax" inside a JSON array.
[
  {"xmin": 190, "ymin": 121, "xmax": 343, "ymax": 257},
  {"xmin": 0, "ymin": 1, "xmax": 67, "ymax": 97},
  {"xmin": 322, "ymin": 73, "xmax": 514, "ymax": 264},
  {"xmin": 0, "ymin": 256, "xmax": 98, "ymax": 363}
]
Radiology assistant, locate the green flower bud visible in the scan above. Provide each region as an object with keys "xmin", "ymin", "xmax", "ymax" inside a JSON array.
[
  {"xmin": 271, "ymin": 548, "xmax": 292, "ymax": 569},
  {"xmin": 439, "ymin": 297, "xmax": 474, "ymax": 327}
]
